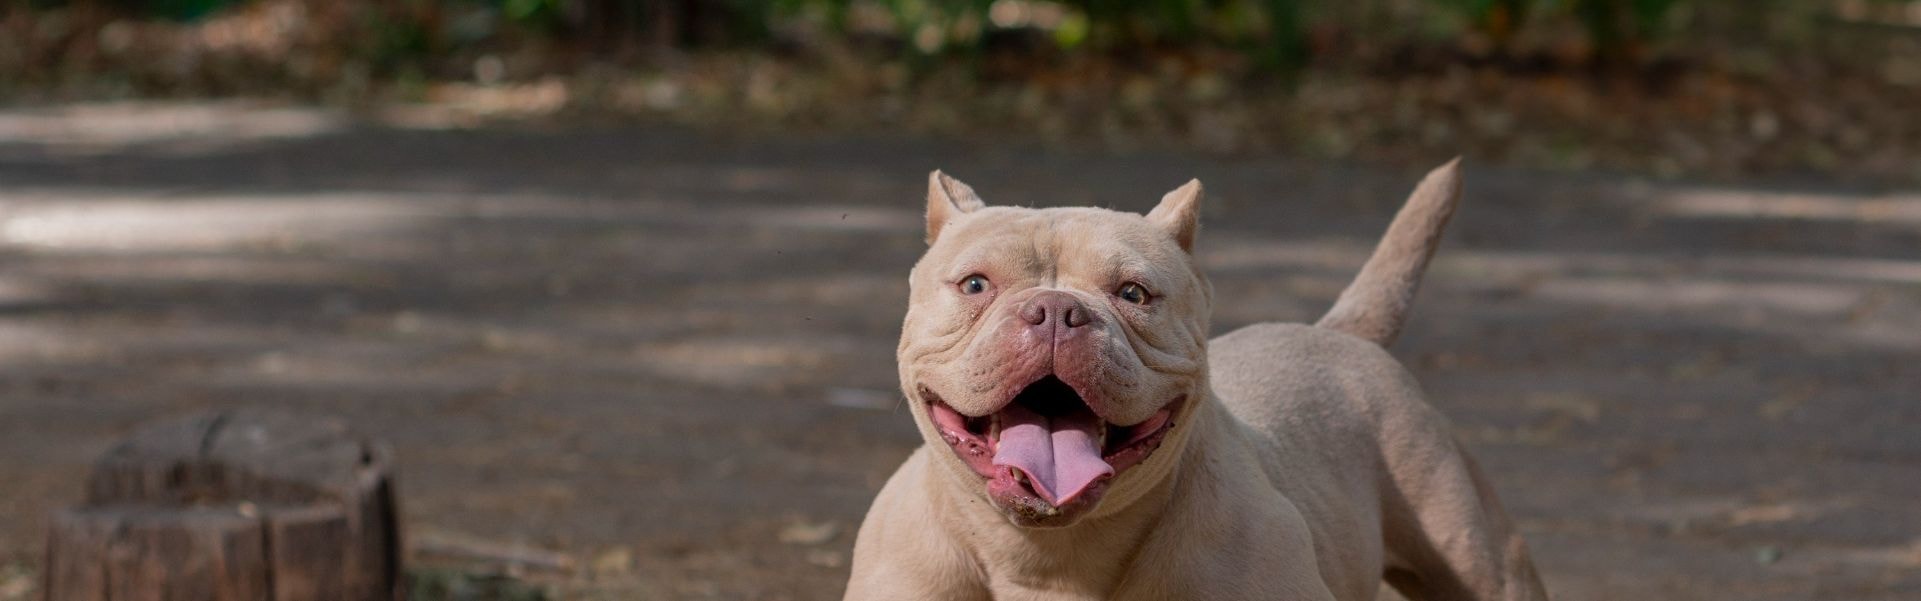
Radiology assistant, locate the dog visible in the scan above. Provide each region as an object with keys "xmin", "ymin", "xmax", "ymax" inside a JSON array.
[{"xmin": 845, "ymin": 160, "xmax": 1548, "ymax": 601}]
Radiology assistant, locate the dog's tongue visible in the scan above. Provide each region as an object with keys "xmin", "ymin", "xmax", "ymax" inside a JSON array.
[{"xmin": 991, "ymin": 402, "xmax": 1113, "ymax": 506}]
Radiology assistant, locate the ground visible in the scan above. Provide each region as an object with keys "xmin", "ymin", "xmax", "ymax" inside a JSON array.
[{"xmin": 0, "ymin": 101, "xmax": 1917, "ymax": 600}]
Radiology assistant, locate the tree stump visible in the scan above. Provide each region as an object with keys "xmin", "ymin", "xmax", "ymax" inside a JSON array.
[{"xmin": 44, "ymin": 409, "xmax": 401, "ymax": 601}]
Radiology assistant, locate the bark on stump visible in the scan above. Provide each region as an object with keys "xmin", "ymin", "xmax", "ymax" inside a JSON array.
[{"xmin": 44, "ymin": 409, "xmax": 401, "ymax": 601}]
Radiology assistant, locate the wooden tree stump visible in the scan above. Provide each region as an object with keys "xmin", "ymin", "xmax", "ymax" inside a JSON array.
[{"xmin": 45, "ymin": 409, "xmax": 401, "ymax": 601}]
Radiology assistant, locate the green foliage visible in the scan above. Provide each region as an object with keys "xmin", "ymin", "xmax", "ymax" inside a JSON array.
[
  {"xmin": 20, "ymin": 0, "xmax": 1894, "ymax": 69},
  {"xmin": 1439, "ymin": 0, "xmax": 1532, "ymax": 45},
  {"xmin": 1438, "ymin": 0, "xmax": 1688, "ymax": 53},
  {"xmin": 776, "ymin": 0, "xmax": 1308, "ymax": 65},
  {"xmin": 1572, "ymin": 0, "xmax": 1685, "ymax": 52},
  {"xmin": 102, "ymin": 0, "xmax": 246, "ymax": 21},
  {"xmin": 499, "ymin": 0, "xmax": 568, "ymax": 28}
]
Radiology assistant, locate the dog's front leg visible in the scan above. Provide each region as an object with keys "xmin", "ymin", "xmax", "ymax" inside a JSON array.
[{"xmin": 844, "ymin": 450, "xmax": 991, "ymax": 601}]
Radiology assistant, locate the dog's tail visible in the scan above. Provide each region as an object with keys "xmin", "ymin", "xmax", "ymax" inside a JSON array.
[{"xmin": 1316, "ymin": 158, "xmax": 1464, "ymax": 348}]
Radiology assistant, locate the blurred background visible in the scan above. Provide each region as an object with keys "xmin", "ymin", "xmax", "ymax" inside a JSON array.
[{"xmin": 0, "ymin": 0, "xmax": 1917, "ymax": 599}]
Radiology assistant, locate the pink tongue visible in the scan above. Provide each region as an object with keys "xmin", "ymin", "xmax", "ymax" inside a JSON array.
[{"xmin": 991, "ymin": 403, "xmax": 1113, "ymax": 506}]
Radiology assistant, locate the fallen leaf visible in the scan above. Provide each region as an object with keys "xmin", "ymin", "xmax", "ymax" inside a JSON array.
[
  {"xmin": 0, "ymin": 563, "xmax": 34, "ymax": 601},
  {"xmin": 1525, "ymin": 392, "xmax": 1602, "ymax": 423},
  {"xmin": 779, "ymin": 520, "xmax": 840, "ymax": 546},
  {"xmin": 805, "ymin": 550, "xmax": 845, "ymax": 568},
  {"xmin": 591, "ymin": 546, "xmax": 633, "ymax": 577}
]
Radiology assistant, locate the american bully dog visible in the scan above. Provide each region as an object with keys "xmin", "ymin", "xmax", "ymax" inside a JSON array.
[{"xmin": 846, "ymin": 160, "xmax": 1548, "ymax": 601}]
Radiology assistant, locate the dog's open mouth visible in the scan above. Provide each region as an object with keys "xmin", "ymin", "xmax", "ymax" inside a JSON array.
[{"xmin": 926, "ymin": 376, "xmax": 1180, "ymax": 509}]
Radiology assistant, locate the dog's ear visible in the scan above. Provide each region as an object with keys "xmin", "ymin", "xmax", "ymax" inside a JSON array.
[
  {"xmin": 1147, "ymin": 179, "xmax": 1203, "ymax": 252},
  {"xmin": 926, "ymin": 170, "xmax": 985, "ymax": 244}
]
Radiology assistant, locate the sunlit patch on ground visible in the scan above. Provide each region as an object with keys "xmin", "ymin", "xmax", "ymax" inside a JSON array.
[
  {"xmin": 0, "ymin": 101, "xmax": 343, "ymax": 155},
  {"xmin": 1, "ymin": 193, "xmax": 432, "ymax": 252},
  {"xmin": 1659, "ymin": 189, "xmax": 1921, "ymax": 225}
]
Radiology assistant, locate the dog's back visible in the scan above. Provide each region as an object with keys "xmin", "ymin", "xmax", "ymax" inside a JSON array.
[
  {"xmin": 1208, "ymin": 322, "xmax": 1409, "ymax": 600},
  {"xmin": 1202, "ymin": 157, "xmax": 1547, "ymax": 600}
]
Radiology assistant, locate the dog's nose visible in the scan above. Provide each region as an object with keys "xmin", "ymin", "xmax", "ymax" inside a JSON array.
[{"xmin": 1019, "ymin": 291, "xmax": 1092, "ymax": 329}]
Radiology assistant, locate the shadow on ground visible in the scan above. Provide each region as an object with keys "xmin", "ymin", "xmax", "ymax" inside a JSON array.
[{"xmin": 0, "ymin": 102, "xmax": 1917, "ymax": 600}]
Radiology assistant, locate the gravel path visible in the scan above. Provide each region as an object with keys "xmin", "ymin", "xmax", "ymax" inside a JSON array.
[{"xmin": 1, "ymin": 102, "xmax": 1917, "ymax": 600}]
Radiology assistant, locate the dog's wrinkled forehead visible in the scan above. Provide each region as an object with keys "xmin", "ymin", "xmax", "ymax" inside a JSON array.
[
  {"xmin": 928, "ymin": 207, "xmax": 1189, "ymax": 284},
  {"xmin": 915, "ymin": 171, "xmax": 1204, "ymax": 286}
]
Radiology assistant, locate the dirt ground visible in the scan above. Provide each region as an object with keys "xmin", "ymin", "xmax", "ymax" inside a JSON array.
[{"xmin": 1, "ymin": 101, "xmax": 1917, "ymax": 600}]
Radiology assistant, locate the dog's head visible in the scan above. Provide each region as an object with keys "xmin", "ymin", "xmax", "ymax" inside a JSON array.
[{"xmin": 898, "ymin": 171, "xmax": 1213, "ymax": 527}]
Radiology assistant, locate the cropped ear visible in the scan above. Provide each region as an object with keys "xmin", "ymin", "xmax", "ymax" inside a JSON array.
[
  {"xmin": 926, "ymin": 170, "xmax": 985, "ymax": 244},
  {"xmin": 1146, "ymin": 179, "xmax": 1203, "ymax": 252}
]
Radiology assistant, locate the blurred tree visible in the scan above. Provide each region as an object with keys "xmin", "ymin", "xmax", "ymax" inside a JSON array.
[
  {"xmin": 1572, "ymin": 0, "xmax": 1683, "ymax": 66},
  {"xmin": 4, "ymin": 0, "xmax": 1904, "ymax": 75},
  {"xmin": 102, "ymin": 0, "xmax": 242, "ymax": 20},
  {"xmin": 1445, "ymin": 0, "xmax": 1533, "ymax": 51}
]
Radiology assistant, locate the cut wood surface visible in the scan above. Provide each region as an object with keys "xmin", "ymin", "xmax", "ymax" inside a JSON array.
[{"xmin": 44, "ymin": 409, "xmax": 400, "ymax": 601}]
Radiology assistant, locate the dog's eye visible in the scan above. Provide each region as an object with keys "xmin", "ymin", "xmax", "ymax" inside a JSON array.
[
  {"xmin": 958, "ymin": 274, "xmax": 991, "ymax": 295},
  {"xmin": 1116, "ymin": 282, "xmax": 1151, "ymax": 305}
]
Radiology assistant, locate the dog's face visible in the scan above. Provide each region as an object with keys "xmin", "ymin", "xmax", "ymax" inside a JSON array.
[{"xmin": 898, "ymin": 172, "xmax": 1213, "ymax": 527}]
